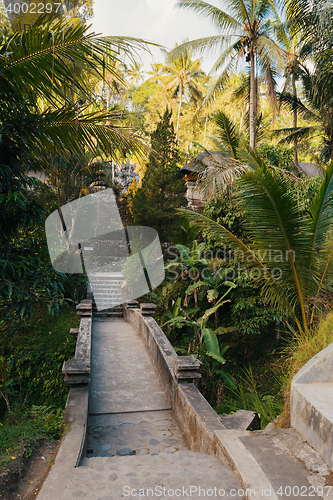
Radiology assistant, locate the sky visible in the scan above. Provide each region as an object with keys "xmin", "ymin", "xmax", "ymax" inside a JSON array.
[{"xmin": 90, "ymin": 0, "xmax": 219, "ymax": 75}]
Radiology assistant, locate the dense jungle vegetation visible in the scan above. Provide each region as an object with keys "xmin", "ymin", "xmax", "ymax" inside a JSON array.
[{"xmin": 1, "ymin": 0, "xmax": 333, "ymax": 475}]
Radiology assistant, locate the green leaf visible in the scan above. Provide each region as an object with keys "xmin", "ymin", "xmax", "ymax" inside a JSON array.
[
  {"xmin": 185, "ymin": 281, "xmax": 206, "ymax": 294},
  {"xmin": 207, "ymin": 289, "xmax": 219, "ymax": 301},
  {"xmin": 215, "ymin": 370, "xmax": 237, "ymax": 389},
  {"xmin": 207, "ymin": 351, "xmax": 226, "ymax": 364},
  {"xmin": 175, "ymin": 244, "xmax": 191, "ymax": 266},
  {"xmin": 216, "ymin": 326, "xmax": 238, "ymax": 334},
  {"xmin": 202, "ymin": 328, "xmax": 219, "ymax": 356}
]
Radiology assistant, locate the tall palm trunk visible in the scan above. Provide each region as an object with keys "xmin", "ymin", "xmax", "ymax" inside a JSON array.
[
  {"xmin": 292, "ymin": 73, "xmax": 298, "ymax": 165},
  {"xmin": 176, "ymin": 83, "xmax": 183, "ymax": 141},
  {"xmin": 249, "ymin": 49, "xmax": 257, "ymax": 149}
]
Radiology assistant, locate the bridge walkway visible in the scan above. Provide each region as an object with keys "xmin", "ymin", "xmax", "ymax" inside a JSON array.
[{"xmin": 58, "ymin": 317, "xmax": 243, "ymax": 499}]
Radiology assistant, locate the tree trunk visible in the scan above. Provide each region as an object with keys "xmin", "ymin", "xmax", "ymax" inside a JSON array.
[
  {"xmin": 176, "ymin": 83, "xmax": 183, "ymax": 141},
  {"xmin": 203, "ymin": 115, "xmax": 209, "ymax": 148},
  {"xmin": 249, "ymin": 49, "xmax": 257, "ymax": 149},
  {"xmin": 292, "ymin": 73, "xmax": 298, "ymax": 165}
]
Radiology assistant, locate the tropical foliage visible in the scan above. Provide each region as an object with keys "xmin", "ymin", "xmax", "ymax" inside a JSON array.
[
  {"xmin": 179, "ymin": 163, "xmax": 333, "ymax": 334},
  {"xmin": 173, "ymin": 0, "xmax": 283, "ymax": 148},
  {"xmin": 132, "ymin": 108, "xmax": 187, "ymax": 242}
]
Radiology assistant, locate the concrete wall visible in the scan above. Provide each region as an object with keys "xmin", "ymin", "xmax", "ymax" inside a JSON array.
[
  {"xmin": 61, "ymin": 301, "xmax": 93, "ymax": 466},
  {"xmin": 124, "ymin": 306, "xmax": 226, "ymax": 455},
  {"xmin": 291, "ymin": 343, "xmax": 333, "ymax": 470}
]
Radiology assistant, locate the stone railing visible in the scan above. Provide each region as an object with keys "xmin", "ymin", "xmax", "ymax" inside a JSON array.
[
  {"xmin": 123, "ymin": 301, "xmax": 226, "ymax": 454},
  {"xmin": 60, "ymin": 299, "xmax": 92, "ymax": 466}
]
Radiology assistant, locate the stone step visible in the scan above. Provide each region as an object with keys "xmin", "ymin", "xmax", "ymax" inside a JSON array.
[
  {"xmin": 90, "ymin": 287, "xmax": 123, "ymax": 293},
  {"xmin": 90, "ymin": 284, "xmax": 123, "ymax": 288},
  {"xmin": 92, "ymin": 301, "xmax": 122, "ymax": 307},
  {"xmin": 93, "ymin": 311, "xmax": 123, "ymax": 318},
  {"xmin": 91, "ymin": 293, "xmax": 122, "ymax": 298}
]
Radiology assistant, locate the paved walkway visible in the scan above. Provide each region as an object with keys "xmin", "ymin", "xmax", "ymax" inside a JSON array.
[
  {"xmin": 57, "ymin": 318, "xmax": 244, "ymax": 499},
  {"xmin": 37, "ymin": 317, "xmax": 333, "ymax": 500}
]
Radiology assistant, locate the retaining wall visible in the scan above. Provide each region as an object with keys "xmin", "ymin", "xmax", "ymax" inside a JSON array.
[
  {"xmin": 124, "ymin": 305, "xmax": 226, "ymax": 455},
  {"xmin": 291, "ymin": 343, "xmax": 333, "ymax": 470}
]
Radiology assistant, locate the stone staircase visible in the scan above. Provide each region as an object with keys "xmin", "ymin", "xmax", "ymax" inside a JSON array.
[{"xmin": 87, "ymin": 273, "xmax": 124, "ymax": 317}]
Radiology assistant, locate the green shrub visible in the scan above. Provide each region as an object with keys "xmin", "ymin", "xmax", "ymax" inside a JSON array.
[
  {"xmin": 0, "ymin": 305, "xmax": 78, "ymax": 419},
  {"xmin": 216, "ymin": 368, "xmax": 284, "ymax": 429}
]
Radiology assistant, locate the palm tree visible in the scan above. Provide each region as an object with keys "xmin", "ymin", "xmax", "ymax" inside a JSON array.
[
  {"xmin": 276, "ymin": 66, "xmax": 333, "ymax": 163},
  {"xmin": 125, "ymin": 60, "xmax": 145, "ymax": 86},
  {"xmin": 0, "ymin": 17, "xmax": 153, "ymax": 161},
  {"xmin": 173, "ymin": 0, "xmax": 284, "ymax": 148},
  {"xmin": 0, "ymin": 17, "xmax": 154, "ymax": 315},
  {"xmin": 273, "ymin": 17, "xmax": 309, "ymax": 165},
  {"xmin": 191, "ymin": 110, "xmax": 254, "ymax": 200},
  {"xmin": 277, "ymin": 0, "xmax": 333, "ymax": 162},
  {"xmin": 285, "ymin": 0, "xmax": 333, "ymax": 47},
  {"xmin": 162, "ymin": 42, "xmax": 205, "ymax": 139},
  {"xmin": 179, "ymin": 162, "xmax": 333, "ymax": 334},
  {"xmin": 147, "ymin": 63, "xmax": 164, "ymax": 84}
]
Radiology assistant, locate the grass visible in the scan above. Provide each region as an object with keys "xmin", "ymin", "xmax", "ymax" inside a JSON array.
[
  {"xmin": 0, "ymin": 304, "xmax": 79, "ymax": 475},
  {"xmin": 216, "ymin": 367, "xmax": 285, "ymax": 429},
  {"xmin": 0, "ymin": 405, "xmax": 63, "ymax": 474},
  {"xmin": 277, "ymin": 312, "xmax": 333, "ymax": 427},
  {"xmin": 0, "ymin": 304, "xmax": 79, "ymax": 412}
]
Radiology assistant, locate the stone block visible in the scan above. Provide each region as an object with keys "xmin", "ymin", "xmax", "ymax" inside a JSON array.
[
  {"xmin": 219, "ymin": 410, "xmax": 260, "ymax": 431},
  {"xmin": 126, "ymin": 300, "xmax": 139, "ymax": 308},
  {"xmin": 140, "ymin": 303, "xmax": 157, "ymax": 315},
  {"xmin": 70, "ymin": 328, "xmax": 79, "ymax": 340},
  {"xmin": 76, "ymin": 300, "xmax": 93, "ymax": 310},
  {"xmin": 173, "ymin": 356, "xmax": 201, "ymax": 381},
  {"xmin": 62, "ymin": 359, "xmax": 90, "ymax": 375},
  {"xmin": 291, "ymin": 342, "xmax": 333, "ymax": 470}
]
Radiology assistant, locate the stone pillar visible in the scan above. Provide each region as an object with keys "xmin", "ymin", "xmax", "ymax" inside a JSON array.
[
  {"xmin": 173, "ymin": 356, "xmax": 202, "ymax": 382},
  {"xmin": 62, "ymin": 300, "xmax": 92, "ymax": 386}
]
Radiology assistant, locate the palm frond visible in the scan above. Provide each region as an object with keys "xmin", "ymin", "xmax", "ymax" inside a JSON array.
[
  {"xmin": 213, "ymin": 110, "xmax": 239, "ymax": 158},
  {"xmin": 195, "ymin": 152, "xmax": 249, "ymax": 199},
  {"xmin": 309, "ymin": 162, "xmax": 333, "ymax": 259},
  {"xmin": 277, "ymin": 92, "xmax": 318, "ymax": 121},
  {"xmin": 275, "ymin": 126, "xmax": 320, "ymax": 145},
  {"xmin": 24, "ymin": 107, "xmax": 149, "ymax": 163},
  {"xmin": 176, "ymin": 0, "xmax": 241, "ymax": 33},
  {"xmin": 0, "ymin": 17, "xmax": 156, "ymax": 105}
]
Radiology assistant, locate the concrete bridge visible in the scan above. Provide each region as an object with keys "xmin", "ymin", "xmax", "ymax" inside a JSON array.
[{"xmin": 37, "ymin": 300, "xmax": 333, "ymax": 500}]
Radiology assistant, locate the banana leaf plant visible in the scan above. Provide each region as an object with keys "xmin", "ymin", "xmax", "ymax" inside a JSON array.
[
  {"xmin": 178, "ymin": 162, "xmax": 333, "ymax": 335},
  {"xmin": 163, "ymin": 279, "xmax": 237, "ymax": 388},
  {"xmin": 165, "ymin": 240, "xmax": 211, "ymax": 307}
]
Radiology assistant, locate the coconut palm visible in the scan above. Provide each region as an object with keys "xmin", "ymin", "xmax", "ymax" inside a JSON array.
[
  {"xmin": 275, "ymin": 66, "xmax": 333, "ymax": 163},
  {"xmin": 193, "ymin": 110, "xmax": 250, "ymax": 199},
  {"xmin": 0, "ymin": 16, "xmax": 153, "ymax": 160},
  {"xmin": 162, "ymin": 42, "xmax": 205, "ymax": 139},
  {"xmin": 147, "ymin": 63, "xmax": 165, "ymax": 84},
  {"xmin": 273, "ymin": 17, "xmax": 309, "ymax": 165},
  {"xmin": 285, "ymin": 0, "xmax": 333, "ymax": 46},
  {"xmin": 0, "ymin": 17, "xmax": 155, "ymax": 315},
  {"xmin": 179, "ymin": 162, "xmax": 333, "ymax": 334},
  {"xmin": 173, "ymin": 0, "xmax": 284, "ymax": 148},
  {"xmin": 125, "ymin": 60, "xmax": 145, "ymax": 86},
  {"xmin": 272, "ymin": 2, "xmax": 333, "ymax": 161}
]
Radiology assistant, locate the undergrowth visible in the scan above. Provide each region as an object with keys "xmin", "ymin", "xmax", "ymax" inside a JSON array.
[
  {"xmin": 0, "ymin": 304, "xmax": 79, "ymax": 474},
  {"xmin": 0, "ymin": 405, "xmax": 63, "ymax": 473}
]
